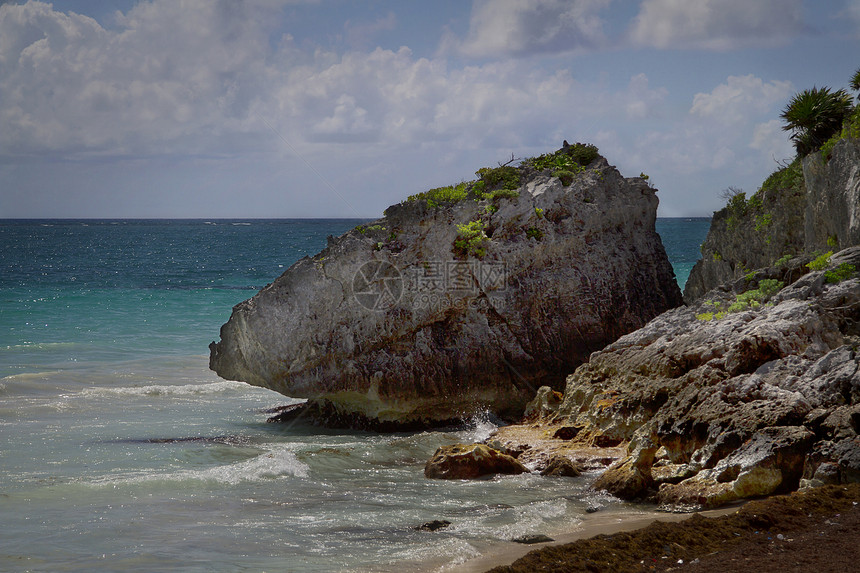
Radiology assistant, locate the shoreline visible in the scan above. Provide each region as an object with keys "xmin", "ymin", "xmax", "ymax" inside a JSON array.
[
  {"xmin": 435, "ymin": 504, "xmax": 742, "ymax": 573},
  {"xmin": 446, "ymin": 484, "xmax": 860, "ymax": 573}
]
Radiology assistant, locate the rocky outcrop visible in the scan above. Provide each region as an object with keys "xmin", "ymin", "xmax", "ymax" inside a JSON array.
[
  {"xmin": 684, "ymin": 162, "xmax": 806, "ymax": 302},
  {"xmin": 803, "ymin": 138, "xmax": 860, "ymax": 250},
  {"xmin": 424, "ymin": 443, "xmax": 528, "ymax": 479},
  {"xmin": 685, "ymin": 138, "xmax": 860, "ymax": 302},
  {"xmin": 551, "ymin": 247, "xmax": 860, "ymax": 508},
  {"xmin": 210, "ymin": 147, "xmax": 682, "ymax": 429}
]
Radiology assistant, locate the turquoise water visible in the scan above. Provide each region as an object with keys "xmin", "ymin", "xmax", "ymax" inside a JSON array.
[
  {"xmin": 656, "ymin": 217, "xmax": 710, "ymax": 290},
  {"xmin": 0, "ymin": 218, "xmax": 708, "ymax": 572}
]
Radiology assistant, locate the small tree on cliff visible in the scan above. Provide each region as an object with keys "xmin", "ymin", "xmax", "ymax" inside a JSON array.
[
  {"xmin": 780, "ymin": 86, "xmax": 853, "ymax": 157},
  {"xmin": 851, "ymin": 67, "xmax": 860, "ymax": 97}
]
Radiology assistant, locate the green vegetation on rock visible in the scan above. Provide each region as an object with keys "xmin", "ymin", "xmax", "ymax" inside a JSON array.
[
  {"xmin": 825, "ymin": 263, "xmax": 856, "ymax": 284},
  {"xmin": 407, "ymin": 182, "xmax": 469, "ymax": 208},
  {"xmin": 521, "ymin": 143, "xmax": 598, "ymax": 186},
  {"xmin": 453, "ymin": 220, "xmax": 489, "ymax": 258},
  {"xmin": 774, "ymin": 253, "xmax": 793, "ymax": 267},
  {"xmin": 820, "ymin": 105, "xmax": 860, "ymax": 162},
  {"xmin": 807, "ymin": 251, "xmax": 833, "ymax": 271},
  {"xmin": 781, "ymin": 86, "xmax": 854, "ymax": 157},
  {"xmin": 697, "ymin": 279, "xmax": 784, "ymax": 321},
  {"xmin": 475, "ymin": 166, "xmax": 521, "ymax": 193},
  {"xmin": 526, "ymin": 227, "xmax": 543, "ymax": 241}
]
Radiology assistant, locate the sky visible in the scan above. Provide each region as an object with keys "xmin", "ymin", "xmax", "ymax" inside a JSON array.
[{"xmin": 1, "ymin": 0, "xmax": 859, "ymax": 219}]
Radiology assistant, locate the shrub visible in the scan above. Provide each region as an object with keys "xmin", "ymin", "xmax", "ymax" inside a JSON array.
[
  {"xmin": 731, "ymin": 279, "xmax": 784, "ymax": 312},
  {"xmin": 453, "ymin": 220, "xmax": 489, "ymax": 258},
  {"xmin": 476, "ymin": 166, "xmax": 521, "ymax": 192},
  {"xmin": 774, "ymin": 253, "xmax": 793, "ymax": 267},
  {"xmin": 554, "ymin": 169, "xmax": 575, "ymax": 186},
  {"xmin": 534, "ymin": 207, "xmax": 544, "ymax": 218},
  {"xmin": 758, "ymin": 158, "xmax": 804, "ymax": 198},
  {"xmin": 725, "ymin": 192, "xmax": 747, "ymax": 230},
  {"xmin": 408, "ymin": 182, "xmax": 469, "ymax": 208},
  {"xmin": 525, "ymin": 143, "xmax": 599, "ymax": 172},
  {"xmin": 526, "ymin": 227, "xmax": 543, "ymax": 240},
  {"xmin": 820, "ymin": 106, "xmax": 860, "ymax": 162},
  {"xmin": 699, "ymin": 280, "xmax": 784, "ymax": 320},
  {"xmin": 484, "ymin": 188, "xmax": 520, "ymax": 201},
  {"xmin": 825, "ymin": 263, "xmax": 856, "ymax": 283},
  {"xmin": 807, "ymin": 251, "xmax": 833, "ymax": 271}
]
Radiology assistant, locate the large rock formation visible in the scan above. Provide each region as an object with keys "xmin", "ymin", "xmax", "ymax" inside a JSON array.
[
  {"xmin": 210, "ymin": 146, "xmax": 683, "ymax": 429},
  {"xmin": 553, "ymin": 247, "xmax": 860, "ymax": 508},
  {"xmin": 685, "ymin": 138, "xmax": 860, "ymax": 302}
]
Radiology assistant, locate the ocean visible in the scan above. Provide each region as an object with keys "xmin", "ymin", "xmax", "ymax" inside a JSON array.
[{"xmin": 0, "ymin": 218, "xmax": 710, "ymax": 572}]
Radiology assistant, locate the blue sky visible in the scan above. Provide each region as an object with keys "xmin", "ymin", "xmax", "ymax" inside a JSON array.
[{"xmin": 1, "ymin": 0, "xmax": 859, "ymax": 218}]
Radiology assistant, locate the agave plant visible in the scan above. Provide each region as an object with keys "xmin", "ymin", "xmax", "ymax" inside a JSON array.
[{"xmin": 780, "ymin": 86, "xmax": 853, "ymax": 156}]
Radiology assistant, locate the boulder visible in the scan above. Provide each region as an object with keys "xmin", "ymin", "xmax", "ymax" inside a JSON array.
[
  {"xmin": 424, "ymin": 443, "xmax": 528, "ymax": 479},
  {"xmin": 539, "ymin": 455, "xmax": 584, "ymax": 477},
  {"xmin": 210, "ymin": 147, "xmax": 682, "ymax": 429},
  {"xmin": 523, "ymin": 386, "xmax": 564, "ymax": 421}
]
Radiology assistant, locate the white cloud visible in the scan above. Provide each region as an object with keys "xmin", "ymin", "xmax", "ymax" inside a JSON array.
[
  {"xmin": 0, "ymin": 0, "xmax": 272, "ymax": 156},
  {"xmin": 447, "ymin": 0, "xmax": 610, "ymax": 58},
  {"xmin": 750, "ymin": 119, "xmax": 794, "ymax": 161},
  {"xmin": 690, "ymin": 75, "xmax": 793, "ymax": 123},
  {"xmin": 0, "ymin": 1, "xmax": 659, "ymax": 161},
  {"xmin": 344, "ymin": 12, "xmax": 397, "ymax": 50},
  {"xmin": 624, "ymin": 73, "xmax": 668, "ymax": 119},
  {"xmin": 630, "ymin": 0, "xmax": 805, "ymax": 50}
]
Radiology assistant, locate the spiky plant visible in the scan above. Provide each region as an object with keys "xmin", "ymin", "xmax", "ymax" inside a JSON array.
[
  {"xmin": 780, "ymin": 86, "xmax": 854, "ymax": 156},
  {"xmin": 851, "ymin": 67, "xmax": 860, "ymax": 94}
]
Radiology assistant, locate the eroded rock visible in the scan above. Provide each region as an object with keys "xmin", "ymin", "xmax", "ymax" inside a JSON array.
[
  {"xmin": 210, "ymin": 148, "xmax": 681, "ymax": 429},
  {"xmin": 553, "ymin": 260, "xmax": 860, "ymax": 508},
  {"xmin": 424, "ymin": 443, "xmax": 528, "ymax": 479}
]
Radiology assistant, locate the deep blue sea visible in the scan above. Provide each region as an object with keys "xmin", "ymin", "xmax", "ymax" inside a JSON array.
[{"xmin": 0, "ymin": 218, "xmax": 709, "ymax": 572}]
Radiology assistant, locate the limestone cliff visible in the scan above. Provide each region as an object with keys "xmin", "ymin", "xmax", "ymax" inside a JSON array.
[
  {"xmin": 209, "ymin": 146, "xmax": 683, "ymax": 429},
  {"xmin": 552, "ymin": 247, "xmax": 860, "ymax": 508},
  {"xmin": 683, "ymin": 160, "xmax": 806, "ymax": 302},
  {"xmin": 686, "ymin": 138, "xmax": 860, "ymax": 301}
]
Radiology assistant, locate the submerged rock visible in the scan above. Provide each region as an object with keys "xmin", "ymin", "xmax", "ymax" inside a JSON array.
[
  {"xmin": 413, "ymin": 519, "xmax": 451, "ymax": 532},
  {"xmin": 512, "ymin": 534, "xmax": 554, "ymax": 544},
  {"xmin": 210, "ymin": 146, "xmax": 681, "ymax": 429},
  {"xmin": 424, "ymin": 443, "xmax": 528, "ymax": 479}
]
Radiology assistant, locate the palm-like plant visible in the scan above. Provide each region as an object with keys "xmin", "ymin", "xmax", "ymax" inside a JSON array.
[
  {"xmin": 780, "ymin": 86, "xmax": 853, "ymax": 156},
  {"xmin": 851, "ymin": 67, "xmax": 860, "ymax": 94}
]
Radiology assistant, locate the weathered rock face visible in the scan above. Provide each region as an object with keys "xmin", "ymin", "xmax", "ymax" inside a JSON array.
[
  {"xmin": 685, "ymin": 139, "xmax": 860, "ymax": 303},
  {"xmin": 683, "ymin": 165, "xmax": 806, "ymax": 303},
  {"xmin": 803, "ymin": 138, "xmax": 860, "ymax": 251},
  {"xmin": 554, "ymin": 247, "xmax": 860, "ymax": 508},
  {"xmin": 210, "ymin": 150, "xmax": 682, "ymax": 429},
  {"xmin": 424, "ymin": 443, "xmax": 528, "ymax": 479}
]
